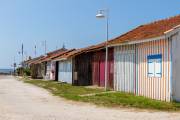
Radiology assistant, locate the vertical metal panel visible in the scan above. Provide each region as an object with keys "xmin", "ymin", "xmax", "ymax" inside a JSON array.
[
  {"xmin": 114, "ymin": 45, "xmax": 136, "ymax": 93},
  {"xmin": 58, "ymin": 59, "xmax": 72, "ymax": 84},
  {"xmin": 137, "ymin": 39, "xmax": 171, "ymax": 101},
  {"xmin": 171, "ymin": 33, "xmax": 180, "ymax": 101}
]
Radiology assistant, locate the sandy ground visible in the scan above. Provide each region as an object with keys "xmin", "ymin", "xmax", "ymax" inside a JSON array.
[{"xmin": 0, "ymin": 76, "xmax": 180, "ymax": 120}]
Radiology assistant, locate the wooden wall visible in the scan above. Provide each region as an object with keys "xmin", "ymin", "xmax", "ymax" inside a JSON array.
[{"xmin": 72, "ymin": 53, "xmax": 93, "ymax": 86}]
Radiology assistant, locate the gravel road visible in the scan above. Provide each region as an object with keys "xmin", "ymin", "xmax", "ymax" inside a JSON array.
[{"xmin": 0, "ymin": 75, "xmax": 180, "ymax": 120}]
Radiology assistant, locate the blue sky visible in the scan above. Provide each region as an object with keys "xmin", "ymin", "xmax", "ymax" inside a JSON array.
[{"xmin": 0, "ymin": 0, "xmax": 180, "ymax": 68}]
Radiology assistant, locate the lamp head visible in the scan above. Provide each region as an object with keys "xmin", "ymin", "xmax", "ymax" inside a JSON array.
[{"xmin": 96, "ymin": 10, "xmax": 105, "ymax": 18}]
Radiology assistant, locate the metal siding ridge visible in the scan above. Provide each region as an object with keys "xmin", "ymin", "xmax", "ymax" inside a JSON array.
[
  {"xmin": 168, "ymin": 38, "xmax": 171, "ymax": 101},
  {"xmin": 155, "ymin": 40, "xmax": 158, "ymax": 100},
  {"xmin": 146, "ymin": 42, "xmax": 149, "ymax": 98},
  {"xmin": 165, "ymin": 39, "xmax": 168, "ymax": 101},
  {"xmin": 139, "ymin": 44, "xmax": 142, "ymax": 96},
  {"xmin": 114, "ymin": 47, "xmax": 118, "ymax": 91},
  {"xmin": 166, "ymin": 39, "xmax": 169, "ymax": 101},
  {"xmin": 170, "ymin": 37, "xmax": 173, "ymax": 101},
  {"xmin": 162, "ymin": 39, "xmax": 166, "ymax": 101},
  {"xmin": 144, "ymin": 43, "xmax": 148, "ymax": 98},
  {"xmin": 151, "ymin": 40, "xmax": 155, "ymax": 100},
  {"xmin": 136, "ymin": 45, "xmax": 139, "ymax": 95},
  {"xmin": 149, "ymin": 41, "xmax": 152, "ymax": 99},
  {"xmin": 138, "ymin": 44, "xmax": 141, "ymax": 96},
  {"xmin": 164, "ymin": 39, "xmax": 167, "ymax": 101},
  {"xmin": 164, "ymin": 40, "xmax": 168, "ymax": 101},
  {"xmin": 143, "ymin": 42, "xmax": 146, "ymax": 97},
  {"xmin": 160, "ymin": 40, "xmax": 163, "ymax": 100},
  {"xmin": 157, "ymin": 40, "xmax": 161, "ymax": 100},
  {"xmin": 135, "ymin": 44, "xmax": 137, "ymax": 95},
  {"xmin": 160, "ymin": 39, "xmax": 163, "ymax": 100},
  {"xmin": 145, "ymin": 43, "xmax": 148, "ymax": 98}
]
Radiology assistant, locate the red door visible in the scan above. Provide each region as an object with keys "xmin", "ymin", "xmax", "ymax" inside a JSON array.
[{"xmin": 99, "ymin": 56, "xmax": 105, "ymax": 87}]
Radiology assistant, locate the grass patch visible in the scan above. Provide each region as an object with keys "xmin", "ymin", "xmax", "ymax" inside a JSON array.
[
  {"xmin": 21, "ymin": 77, "xmax": 180, "ymax": 111},
  {"xmin": 22, "ymin": 77, "xmax": 104, "ymax": 101}
]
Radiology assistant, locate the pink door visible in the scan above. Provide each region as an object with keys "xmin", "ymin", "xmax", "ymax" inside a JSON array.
[{"xmin": 100, "ymin": 60, "xmax": 105, "ymax": 87}]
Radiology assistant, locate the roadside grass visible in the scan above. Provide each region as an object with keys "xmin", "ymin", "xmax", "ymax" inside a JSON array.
[
  {"xmin": 22, "ymin": 77, "xmax": 104, "ymax": 101},
  {"xmin": 21, "ymin": 77, "xmax": 180, "ymax": 111}
]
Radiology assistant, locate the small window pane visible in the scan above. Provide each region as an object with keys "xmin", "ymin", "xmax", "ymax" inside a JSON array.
[
  {"xmin": 148, "ymin": 61, "xmax": 154, "ymax": 77},
  {"xmin": 155, "ymin": 59, "xmax": 162, "ymax": 77}
]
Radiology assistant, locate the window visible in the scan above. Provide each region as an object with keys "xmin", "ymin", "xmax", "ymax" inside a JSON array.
[{"xmin": 147, "ymin": 54, "xmax": 162, "ymax": 78}]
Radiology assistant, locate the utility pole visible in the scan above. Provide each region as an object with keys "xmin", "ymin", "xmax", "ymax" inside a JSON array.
[
  {"xmin": 34, "ymin": 45, "xmax": 37, "ymax": 57},
  {"xmin": 21, "ymin": 43, "xmax": 24, "ymax": 67},
  {"xmin": 62, "ymin": 43, "xmax": 66, "ymax": 49},
  {"xmin": 13, "ymin": 56, "xmax": 16, "ymax": 75},
  {"xmin": 42, "ymin": 40, "xmax": 47, "ymax": 55},
  {"xmin": 44, "ymin": 40, "xmax": 47, "ymax": 55}
]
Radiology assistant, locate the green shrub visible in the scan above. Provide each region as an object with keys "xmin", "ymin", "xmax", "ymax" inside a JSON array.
[{"xmin": 23, "ymin": 68, "xmax": 31, "ymax": 76}]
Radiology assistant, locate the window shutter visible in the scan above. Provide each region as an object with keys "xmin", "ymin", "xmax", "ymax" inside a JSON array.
[
  {"xmin": 148, "ymin": 60, "xmax": 154, "ymax": 77},
  {"xmin": 155, "ymin": 59, "xmax": 162, "ymax": 77}
]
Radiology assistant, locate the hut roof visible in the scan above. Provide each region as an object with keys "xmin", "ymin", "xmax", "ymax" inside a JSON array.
[{"xmin": 109, "ymin": 15, "xmax": 180, "ymax": 45}]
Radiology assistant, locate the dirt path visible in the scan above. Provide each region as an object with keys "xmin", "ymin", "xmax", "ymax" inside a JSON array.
[{"xmin": 0, "ymin": 75, "xmax": 180, "ymax": 120}]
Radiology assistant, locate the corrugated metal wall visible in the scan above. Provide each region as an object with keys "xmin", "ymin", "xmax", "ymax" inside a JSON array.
[
  {"xmin": 114, "ymin": 45, "xmax": 136, "ymax": 93},
  {"xmin": 136, "ymin": 39, "xmax": 171, "ymax": 101},
  {"xmin": 58, "ymin": 59, "xmax": 72, "ymax": 84},
  {"xmin": 92, "ymin": 48, "xmax": 114, "ymax": 88},
  {"xmin": 172, "ymin": 33, "xmax": 180, "ymax": 101}
]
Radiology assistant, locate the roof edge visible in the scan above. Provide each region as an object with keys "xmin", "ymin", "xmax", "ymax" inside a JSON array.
[{"xmin": 108, "ymin": 36, "xmax": 165, "ymax": 47}]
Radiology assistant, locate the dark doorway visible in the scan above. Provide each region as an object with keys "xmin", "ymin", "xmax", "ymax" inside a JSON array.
[{"xmin": 55, "ymin": 61, "xmax": 59, "ymax": 81}]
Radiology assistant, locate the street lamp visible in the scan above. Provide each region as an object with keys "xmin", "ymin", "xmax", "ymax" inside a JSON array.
[{"xmin": 96, "ymin": 9, "xmax": 109, "ymax": 90}]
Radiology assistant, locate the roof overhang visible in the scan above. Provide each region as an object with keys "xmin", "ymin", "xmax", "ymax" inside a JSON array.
[
  {"xmin": 52, "ymin": 57, "xmax": 68, "ymax": 61},
  {"xmin": 164, "ymin": 24, "xmax": 180, "ymax": 38},
  {"xmin": 108, "ymin": 36, "xmax": 165, "ymax": 47}
]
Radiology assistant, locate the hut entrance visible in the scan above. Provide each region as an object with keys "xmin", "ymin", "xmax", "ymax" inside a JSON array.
[
  {"xmin": 92, "ymin": 51, "xmax": 105, "ymax": 87},
  {"xmin": 92, "ymin": 48, "xmax": 114, "ymax": 88}
]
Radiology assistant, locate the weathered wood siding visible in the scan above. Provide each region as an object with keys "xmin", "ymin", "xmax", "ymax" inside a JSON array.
[
  {"xmin": 72, "ymin": 53, "xmax": 93, "ymax": 86},
  {"xmin": 31, "ymin": 63, "xmax": 45, "ymax": 79}
]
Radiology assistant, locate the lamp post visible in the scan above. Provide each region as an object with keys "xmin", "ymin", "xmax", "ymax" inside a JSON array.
[{"xmin": 96, "ymin": 9, "xmax": 109, "ymax": 90}]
